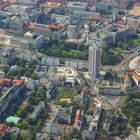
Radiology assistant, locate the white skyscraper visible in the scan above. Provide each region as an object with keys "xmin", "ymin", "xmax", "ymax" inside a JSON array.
[{"xmin": 88, "ymin": 46, "xmax": 101, "ymax": 78}]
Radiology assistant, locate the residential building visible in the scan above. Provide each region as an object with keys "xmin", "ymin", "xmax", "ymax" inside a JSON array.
[
  {"xmin": 115, "ymin": 136, "xmax": 122, "ymax": 140},
  {"xmin": 67, "ymin": 25, "xmax": 78, "ymax": 39},
  {"xmin": 46, "ymin": 84, "xmax": 57, "ymax": 100},
  {"xmin": 0, "ymin": 124, "xmax": 9, "ymax": 140},
  {"xmin": 94, "ymin": 81, "xmax": 122, "ymax": 95},
  {"xmin": 36, "ymin": 133, "xmax": 47, "ymax": 140},
  {"xmin": 111, "ymin": 8, "xmax": 119, "ymax": 22},
  {"xmin": 126, "ymin": 15, "xmax": 140, "ymax": 29},
  {"xmin": 46, "ymin": 105, "xmax": 74, "ymax": 135},
  {"xmin": 28, "ymin": 22, "xmax": 66, "ymax": 39},
  {"xmin": 9, "ymin": 16, "xmax": 24, "ymax": 34},
  {"xmin": 67, "ymin": 2, "xmax": 88, "ymax": 12},
  {"xmin": 96, "ymin": 2, "xmax": 118, "ymax": 14},
  {"xmin": 124, "ymin": 71, "xmax": 140, "ymax": 88},
  {"xmin": 29, "ymin": 101, "xmax": 45, "ymax": 122},
  {"xmin": 0, "ymin": 47, "xmax": 16, "ymax": 65},
  {"xmin": 57, "ymin": 105, "xmax": 73, "ymax": 125},
  {"xmin": 6, "ymin": 32, "xmax": 45, "ymax": 50},
  {"xmin": 88, "ymin": 46, "xmax": 101, "ymax": 78},
  {"xmin": 83, "ymin": 130, "xmax": 96, "ymax": 140},
  {"xmin": 83, "ymin": 105, "xmax": 102, "ymax": 140},
  {"xmin": 41, "ymin": 56, "xmax": 60, "ymax": 66},
  {"xmin": 51, "ymin": 14, "xmax": 70, "ymax": 24},
  {"xmin": 0, "ymin": 79, "xmax": 24, "ymax": 118},
  {"xmin": 72, "ymin": 11, "xmax": 100, "ymax": 23},
  {"xmin": 47, "ymin": 123, "xmax": 73, "ymax": 135},
  {"xmin": 35, "ymin": 65, "xmax": 48, "ymax": 78},
  {"xmin": 62, "ymin": 76, "xmax": 75, "ymax": 88},
  {"xmin": 0, "ymin": 71, "xmax": 5, "ymax": 78},
  {"xmin": 4, "ymin": 4, "xmax": 33, "ymax": 16},
  {"xmin": 126, "ymin": 134, "xmax": 139, "ymax": 140},
  {"xmin": 73, "ymin": 109, "xmax": 84, "ymax": 131}
]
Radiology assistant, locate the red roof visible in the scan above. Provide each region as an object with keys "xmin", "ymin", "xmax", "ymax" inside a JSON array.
[
  {"xmin": 12, "ymin": 80, "xmax": 24, "ymax": 86},
  {"xmin": 83, "ymin": 85, "xmax": 89, "ymax": 93},
  {"xmin": 0, "ymin": 78, "xmax": 24, "ymax": 86},
  {"xmin": 93, "ymin": 16, "xmax": 101, "ymax": 21},
  {"xmin": 124, "ymin": 71, "xmax": 140, "ymax": 81},
  {"xmin": 0, "ymin": 124, "xmax": 8, "ymax": 134}
]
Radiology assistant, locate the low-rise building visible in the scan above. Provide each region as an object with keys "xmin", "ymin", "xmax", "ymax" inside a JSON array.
[{"xmin": 6, "ymin": 116, "xmax": 21, "ymax": 125}]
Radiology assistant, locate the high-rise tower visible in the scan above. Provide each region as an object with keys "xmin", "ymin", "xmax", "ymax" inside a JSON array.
[{"xmin": 88, "ymin": 46, "xmax": 101, "ymax": 78}]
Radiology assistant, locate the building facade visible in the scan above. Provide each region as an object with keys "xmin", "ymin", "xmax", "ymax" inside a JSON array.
[{"xmin": 88, "ymin": 46, "xmax": 101, "ymax": 78}]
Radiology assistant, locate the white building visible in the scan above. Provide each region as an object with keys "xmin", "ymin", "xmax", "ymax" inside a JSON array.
[{"xmin": 88, "ymin": 46, "xmax": 101, "ymax": 78}]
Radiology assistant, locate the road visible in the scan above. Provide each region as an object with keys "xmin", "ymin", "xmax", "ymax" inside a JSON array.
[{"xmin": 103, "ymin": 46, "xmax": 140, "ymax": 74}]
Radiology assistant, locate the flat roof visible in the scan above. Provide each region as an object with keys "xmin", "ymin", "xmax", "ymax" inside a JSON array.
[{"xmin": 129, "ymin": 5, "xmax": 140, "ymax": 16}]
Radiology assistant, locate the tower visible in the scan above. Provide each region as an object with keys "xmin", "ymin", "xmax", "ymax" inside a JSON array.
[{"xmin": 88, "ymin": 46, "xmax": 101, "ymax": 78}]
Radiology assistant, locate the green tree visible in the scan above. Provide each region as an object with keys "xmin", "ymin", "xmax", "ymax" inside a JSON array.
[
  {"xmin": 31, "ymin": 73, "xmax": 39, "ymax": 80},
  {"xmin": 20, "ymin": 120, "xmax": 29, "ymax": 129}
]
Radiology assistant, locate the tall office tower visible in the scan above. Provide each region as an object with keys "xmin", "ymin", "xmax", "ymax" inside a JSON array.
[{"xmin": 88, "ymin": 46, "xmax": 101, "ymax": 78}]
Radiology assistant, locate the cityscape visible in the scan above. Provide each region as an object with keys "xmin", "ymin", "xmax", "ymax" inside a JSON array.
[{"xmin": 0, "ymin": 0, "xmax": 140, "ymax": 140}]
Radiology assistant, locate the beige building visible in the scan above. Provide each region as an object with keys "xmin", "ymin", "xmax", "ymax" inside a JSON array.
[{"xmin": 137, "ymin": 126, "xmax": 140, "ymax": 138}]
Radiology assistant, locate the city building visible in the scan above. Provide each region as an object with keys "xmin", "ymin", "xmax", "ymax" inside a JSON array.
[
  {"xmin": 73, "ymin": 109, "xmax": 84, "ymax": 131},
  {"xmin": 124, "ymin": 71, "xmax": 140, "ymax": 88},
  {"xmin": 6, "ymin": 116, "xmax": 21, "ymax": 125},
  {"xmin": 46, "ymin": 105, "xmax": 74, "ymax": 135},
  {"xmin": 94, "ymin": 80, "xmax": 122, "ymax": 95},
  {"xmin": 88, "ymin": 46, "xmax": 101, "ymax": 78},
  {"xmin": 126, "ymin": 15, "xmax": 140, "ymax": 30},
  {"xmin": 0, "ymin": 47, "xmax": 16, "ymax": 65},
  {"xmin": 9, "ymin": 16, "xmax": 24, "ymax": 34},
  {"xmin": 29, "ymin": 101, "xmax": 45, "ymax": 122},
  {"xmin": 57, "ymin": 105, "xmax": 73, "ymax": 125},
  {"xmin": 83, "ymin": 130, "xmax": 96, "ymax": 140},
  {"xmin": 0, "ymin": 78, "xmax": 24, "ymax": 118},
  {"xmin": 96, "ymin": 2, "xmax": 118, "ymax": 14},
  {"xmin": 46, "ymin": 84, "xmax": 57, "ymax": 100},
  {"xmin": 0, "ymin": 124, "xmax": 9, "ymax": 140},
  {"xmin": 67, "ymin": 2, "xmax": 88, "ymax": 12},
  {"xmin": 137, "ymin": 126, "xmax": 140, "ymax": 138}
]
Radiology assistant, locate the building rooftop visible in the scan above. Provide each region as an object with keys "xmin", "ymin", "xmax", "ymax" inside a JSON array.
[
  {"xmin": 0, "ymin": 78, "xmax": 24, "ymax": 86},
  {"xmin": 6, "ymin": 116, "xmax": 21, "ymax": 125},
  {"xmin": 129, "ymin": 5, "xmax": 140, "ymax": 16},
  {"xmin": 40, "ymin": 2, "xmax": 62, "ymax": 9},
  {"xmin": 67, "ymin": 2, "xmax": 88, "ymax": 8},
  {"xmin": 0, "ymin": 124, "xmax": 8, "ymax": 134},
  {"xmin": 29, "ymin": 101, "xmax": 45, "ymax": 119},
  {"xmin": 124, "ymin": 71, "xmax": 140, "ymax": 81}
]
